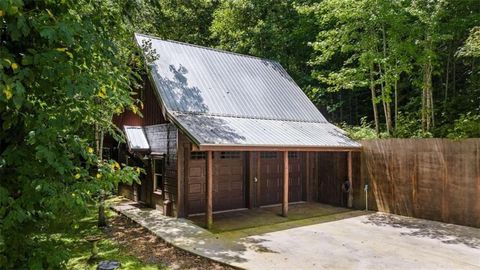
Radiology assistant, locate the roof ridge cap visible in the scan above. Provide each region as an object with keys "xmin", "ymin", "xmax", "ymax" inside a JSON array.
[
  {"xmin": 171, "ymin": 111, "xmax": 327, "ymax": 124},
  {"xmin": 134, "ymin": 32, "xmax": 279, "ymax": 63}
]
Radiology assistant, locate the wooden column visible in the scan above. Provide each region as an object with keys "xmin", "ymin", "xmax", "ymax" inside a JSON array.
[
  {"xmin": 282, "ymin": 151, "xmax": 289, "ymax": 217},
  {"xmin": 247, "ymin": 152, "xmax": 255, "ymax": 209},
  {"xmin": 348, "ymin": 151, "xmax": 353, "ymax": 208},
  {"xmin": 205, "ymin": 151, "xmax": 213, "ymax": 229},
  {"xmin": 256, "ymin": 152, "xmax": 261, "ymax": 207},
  {"xmin": 176, "ymin": 142, "xmax": 185, "ymax": 217},
  {"xmin": 305, "ymin": 152, "xmax": 310, "ymax": 201}
]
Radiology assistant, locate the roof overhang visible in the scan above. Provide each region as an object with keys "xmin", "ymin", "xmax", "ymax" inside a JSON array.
[
  {"xmin": 192, "ymin": 144, "xmax": 362, "ymax": 152},
  {"xmin": 169, "ymin": 113, "xmax": 362, "ymax": 152}
]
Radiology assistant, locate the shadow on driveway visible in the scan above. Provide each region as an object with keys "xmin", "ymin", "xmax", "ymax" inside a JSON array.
[{"xmin": 363, "ymin": 213, "xmax": 480, "ymax": 249}]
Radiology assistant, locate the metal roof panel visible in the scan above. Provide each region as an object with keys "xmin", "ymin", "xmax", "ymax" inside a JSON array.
[
  {"xmin": 172, "ymin": 113, "xmax": 361, "ymax": 148},
  {"xmin": 124, "ymin": 126, "xmax": 149, "ymax": 150},
  {"xmin": 135, "ymin": 33, "xmax": 327, "ymax": 123}
]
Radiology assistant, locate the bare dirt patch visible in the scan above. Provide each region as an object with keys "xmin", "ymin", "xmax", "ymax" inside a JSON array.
[{"xmin": 107, "ymin": 214, "xmax": 236, "ymax": 270}]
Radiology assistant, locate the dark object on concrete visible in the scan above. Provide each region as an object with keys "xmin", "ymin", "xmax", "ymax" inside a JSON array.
[
  {"xmin": 97, "ymin": 260, "xmax": 121, "ymax": 270},
  {"xmin": 164, "ymin": 200, "xmax": 173, "ymax": 216}
]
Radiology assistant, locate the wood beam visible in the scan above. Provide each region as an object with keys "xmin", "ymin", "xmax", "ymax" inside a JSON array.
[
  {"xmin": 176, "ymin": 143, "xmax": 185, "ymax": 217},
  {"xmin": 305, "ymin": 152, "xmax": 311, "ymax": 201},
  {"xmin": 206, "ymin": 151, "xmax": 213, "ymax": 229},
  {"xmin": 283, "ymin": 151, "xmax": 289, "ymax": 217},
  {"xmin": 348, "ymin": 151, "xmax": 353, "ymax": 208},
  {"xmin": 256, "ymin": 152, "xmax": 261, "ymax": 208}
]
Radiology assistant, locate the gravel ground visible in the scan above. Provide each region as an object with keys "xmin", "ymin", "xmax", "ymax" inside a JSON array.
[{"xmin": 107, "ymin": 214, "xmax": 236, "ymax": 270}]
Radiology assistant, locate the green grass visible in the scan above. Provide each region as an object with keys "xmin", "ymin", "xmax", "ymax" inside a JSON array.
[{"xmin": 55, "ymin": 202, "xmax": 161, "ymax": 270}]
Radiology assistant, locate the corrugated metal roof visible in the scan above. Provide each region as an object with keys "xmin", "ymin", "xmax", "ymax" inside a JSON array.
[
  {"xmin": 124, "ymin": 126, "xmax": 149, "ymax": 150},
  {"xmin": 135, "ymin": 33, "xmax": 326, "ymax": 123},
  {"xmin": 172, "ymin": 113, "xmax": 360, "ymax": 148},
  {"xmin": 135, "ymin": 33, "xmax": 360, "ymax": 149},
  {"xmin": 144, "ymin": 124, "xmax": 177, "ymax": 153}
]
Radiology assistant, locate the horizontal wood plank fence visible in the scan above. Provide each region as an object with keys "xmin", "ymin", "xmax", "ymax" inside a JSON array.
[{"xmin": 352, "ymin": 139, "xmax": 480, "ymax": 228}]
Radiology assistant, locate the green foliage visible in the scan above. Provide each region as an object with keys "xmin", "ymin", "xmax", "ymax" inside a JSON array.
[
  {"xmin": 211, "ymin": 0, "xmax": 318, "ymax": 85},
  {"xmin": 394, "ymin": 113, "xmax": 433, "ymax": 138},
  {"xmin": 457, "ymin": 26, "xmax": 480, "ymax": 58},
  {"xmin": 64, "ymin": 202, "xmax": 160, "ymax": 269},
  {"xmin": 128, "ymin": 0, "xmax": 219, "ymax": 46},
  {"xmin": 307, "ymin": 0, "xmax": 480, "ymax": 137},
  {"xmin": 0, "ymin": 0, "xmax": 142, "ymax": 268},
  {"xmin": 340, "ymin": 117, "xmax": 378, "ymax": 140},
  {"xmin": 447, "ymin": 113, "xmax": 480, "ymax": 139}
]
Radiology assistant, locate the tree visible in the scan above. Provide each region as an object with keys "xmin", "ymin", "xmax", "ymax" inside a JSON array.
[
  {"xmin": 130, "ymin": 0, "xmax": 220, "ymax": 46},
  {"xmin": 309, "ymin": 0, "xmax": 413, "ymax": 135},
  {"xmin": 0, "ymin": 1, "xmax": 141, "ymax": 268},
  {"xmin": 211, "ymin": 0, "xmax": 318, "ymax": 86}
]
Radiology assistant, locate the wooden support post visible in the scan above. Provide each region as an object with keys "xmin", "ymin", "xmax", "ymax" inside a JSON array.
[
  {"xmin": 348, "ymin": 151, "xmax": 353, "ymax": 208},
  {"xmin": 305, "ymin": 152, "xmax": 310, "ymax": 201},
  {"xmin": 247, "ymin": 152, "xmax": 255, "ymax": 209},
  {"xmin": 206, "ymin": 151, "xmax": 213, "ymax": 229},
  {"xmin": 283, "ymin": 151, "xmax": 289, "ymax": 217},
  {"xmin": 256, "ymin": 152, "xmax": 261, "ymax": 208},
  {"xmin": 176, "ymin": 143, "xmax": 185, "ymax": 217}
]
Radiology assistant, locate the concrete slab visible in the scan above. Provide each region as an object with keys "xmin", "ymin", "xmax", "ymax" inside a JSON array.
[{"xmin": 112, "ymin": 201, "xmax": 480, "ymax": 270}]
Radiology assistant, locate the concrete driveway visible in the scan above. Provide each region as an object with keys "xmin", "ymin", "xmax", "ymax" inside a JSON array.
[
  {"xmin": 238, "ymin": 213, "xmax": 480, "ymax": 269},
  {"xmin": 114, "ymin": 202, "xmax": 480, "ymax": 270}
]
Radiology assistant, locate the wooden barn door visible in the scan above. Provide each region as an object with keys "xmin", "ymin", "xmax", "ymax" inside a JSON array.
[
  {"xmin": 288, "ymin": 152, "xmax": 304, "ymax": 202},
  {"xmin": 258, "ymin": 152, "xmax": 304, "ymax": 206},
  {"xmin": 258, "ymin": 152, "xmax": 283, "ymax": 206},
  {"xmin": 186, "ymin": 152, "xmax": 246, "ymax": 215},
  {"xmin": 214, "ymin": 152, "xmax": 245, "ymax": 211}
]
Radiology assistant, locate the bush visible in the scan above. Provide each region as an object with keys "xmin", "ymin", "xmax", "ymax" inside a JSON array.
[
  {"xmin": 341, "ymin": 117, "xmax": 378, "ymax": 140},
  {"xmin": 393, "ymin": 113, "xmax": 433, "ymax": 138},
  {"xmin": 447, "ymin": 113, "xmax": 480, "ymax": 139}
]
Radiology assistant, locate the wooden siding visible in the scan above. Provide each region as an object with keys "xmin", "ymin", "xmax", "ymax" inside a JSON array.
[
  {"xmin": 163, "ymin": 127, "xmax": 178, "ymax": 205},
  {"xmin": 316, "ymin": 152, "xmax": 349, "ymax": 207},
  {"xmin": 113, "ymin": 76, "xmax": 166, "ymax": 128},
  {"xmin": 354, "ymin": 139, "xmax": 480, "ymax": 228},
  {"xmin": 142, "ymin": 77, "xmax": 166, "ymax": 125}
]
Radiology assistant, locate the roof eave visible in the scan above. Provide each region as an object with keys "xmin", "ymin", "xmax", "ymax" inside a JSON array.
[{"xmin": 193, "ymin": 144, "xmax": 362, "ymax": 152}]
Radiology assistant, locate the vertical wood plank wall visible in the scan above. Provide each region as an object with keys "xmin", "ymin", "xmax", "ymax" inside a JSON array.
[{"xmin": 355, "ymin": 139, "xmax": 480, "ymax": 228}]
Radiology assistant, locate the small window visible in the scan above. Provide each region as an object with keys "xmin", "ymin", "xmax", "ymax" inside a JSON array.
[
  {"xmin": 260, "ymin": 152, "xmax": 277, "ymax": 159},
  {"xmin": 220, "ymin": 151, "xmax": 241, "ymax": 159},
  {"xmin": 153, "ymin": 159, "xmax": 164, "ymax": 194},
  {"xmin": 190, "ymin": 152, "xmax": 206, "ymax": 160},
  {"xmin": 288, "ymin": 152, "xmax": 299, "ymax": 159}
]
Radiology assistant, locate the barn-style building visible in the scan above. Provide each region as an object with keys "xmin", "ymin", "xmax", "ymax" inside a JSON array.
[{"xmin": 114, "ymin": 33, "xmax": 361, "ymax": 228}]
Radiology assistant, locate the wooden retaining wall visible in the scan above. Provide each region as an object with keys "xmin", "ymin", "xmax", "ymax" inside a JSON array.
[{"xmin": 353, "ymin": 139, "xmax": 480, "ymax": 228}]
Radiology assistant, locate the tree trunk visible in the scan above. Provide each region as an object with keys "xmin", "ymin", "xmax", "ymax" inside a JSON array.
[
  {"xmin": 98, "ymin": 190, "xmax": 107, "ymax": 228},
  {"xmin": 380, "ymin": 24, "xmax": 392, "ymax": 135},
  {"xmin": 380, "ymin": 81, "xmax": 392, "ymax": 136},
  {"xmin": 394, "ymin": 78, "xmax": 398, "ymax": 130},
  {"xmin": 95, "ymin": 125, "xmax": 107, "ymax": 227},
  {"xmin": 378, "ymin": 64, "xmax": 392, "ymax": 136},
  {"xmin": 99, "ymin": 130, "xmax": 104, "ymax": 160},
  {"xmin": 370, "ymin": 67, "xmax": 380, "ymax": 135},
  {"xmin": 422, "ymin": 58, "xmax": 433, "ymax": 132},
  {"xmin": 444, "ymin": 51, "xmax": 450, "ymax": 114}
]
